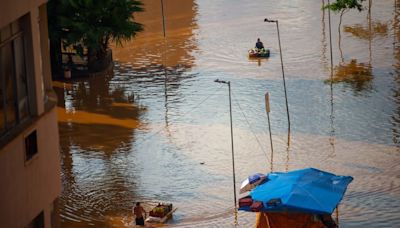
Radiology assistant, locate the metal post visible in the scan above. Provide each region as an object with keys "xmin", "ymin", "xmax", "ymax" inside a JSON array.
[
  {"xmin": 275, "ymin": 20, "xmax": 291, "ymax": 142},
  {"xmin": 327, "ymin": 0, "xmax": 333, "ymax": 70},
  {"xmin": 327, "ymin": 0, "xmax": 335, "ymax": 148},
  {"xmin": 160, "ymin": 0, "xmax": 166, "ymax": 38},
  {"xmin": 160, "ymin": 0, "xmax": 168, "ymax": 125},
  {"xmin": 215, "ymin": 79, "xmax": 237, "ymax": 225},
  {"xmin": 336, "ymin": 205, "xmax": 339, "ymax": 226},
  {"xmin": 228, "ymin": 82, "xmax": 238, "ymax": 225},
  {"xmin": 264, "ymin": 18, "xmax": 291, "ymax": 143},
  {"xmin": 265, "ymin": 92, "xmax": 274, "ymax": 172}
]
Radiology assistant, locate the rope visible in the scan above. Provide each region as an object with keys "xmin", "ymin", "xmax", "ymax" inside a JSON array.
[
  {"xmin": 134, "ymin": 84, "xmax": 224, "ymax": 146},
  {"xmin": 231, "ymin": 92, "xmax": 271, "ymax": 164}
]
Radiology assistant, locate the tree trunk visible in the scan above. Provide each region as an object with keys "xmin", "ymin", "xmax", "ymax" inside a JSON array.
[
  {"xmin": 87, "ymin": 48, "xmax": 97, "ymax": 72},
  {"xmin": 338, "ymin": 9, "xmax": 345, "ymax": 62},
  {"xmin": 368, "ymin": 0, "xmax": 372, "ymax": 65}
]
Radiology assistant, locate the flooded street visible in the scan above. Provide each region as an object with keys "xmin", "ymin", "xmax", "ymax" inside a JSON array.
[{"xmin": 55, "ymin": 0, "xmax": 400, "ymax": 227}]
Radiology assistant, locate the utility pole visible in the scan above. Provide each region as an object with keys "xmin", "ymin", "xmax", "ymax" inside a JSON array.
[
  {"xmin": 214, "ymin": 79, "xmax": 238, "ymax": 225},
  {"xmin": 264, "ymin": 18, "xmax": 291, "ymax": 143}
]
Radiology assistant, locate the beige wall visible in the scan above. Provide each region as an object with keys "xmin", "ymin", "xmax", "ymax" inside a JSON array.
[
  {"xmin": 0, "ymin": 109, "xmax": 61, "ymax": 227},
  {"xmin": 0, "ymin": 0, "xmax": 61, "ymax": 227}
]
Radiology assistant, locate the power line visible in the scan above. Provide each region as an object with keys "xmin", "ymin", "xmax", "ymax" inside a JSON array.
[
  {"xmin": 134, "ymin": 84, "xmax": 224, "ymax": 147},
  {"xmin": 231, "ymin": 92, "xmax": 271, "ymax": 165}
]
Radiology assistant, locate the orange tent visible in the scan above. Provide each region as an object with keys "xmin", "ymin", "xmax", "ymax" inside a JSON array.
[{"xmin": 255, "ymin": 212, "xmax": 337, "ymax": 228}]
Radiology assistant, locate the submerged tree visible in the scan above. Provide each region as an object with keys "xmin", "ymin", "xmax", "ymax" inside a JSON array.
[
  {"xmin": 323, "ymin": 1, "xmax": 375, "ymax": 95},
  {"xmin": 324, "ymin": 0, "xmax": 366, "ymax": 60},
  {"xmin": 324, "ymin": 0, "xmax": 365, "ymax": 32},
  {"xmin": 48, "ymin": 0, "xmax": 144, "ymax": 72}
]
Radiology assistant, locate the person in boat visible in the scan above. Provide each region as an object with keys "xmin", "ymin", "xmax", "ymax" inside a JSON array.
[
  {"xmin": 255, "ymin": 38, "xmax": 264, "ymax": 49},
  {"xmin": 133, "ymin": 202, "xmax": 147, "ymax": 226}
]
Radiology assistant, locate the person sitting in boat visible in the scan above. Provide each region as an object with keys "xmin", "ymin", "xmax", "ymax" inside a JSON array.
[
  {"xmin": 133, "ymin": 202, "xmax": 147, "ymax": 226},
  {"xmin": 255, "ymin": 38, "xmax": 265, "ymax": 49}
]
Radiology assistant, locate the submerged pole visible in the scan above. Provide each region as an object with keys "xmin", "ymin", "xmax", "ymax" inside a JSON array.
[
  {"xmin": 228, "ymin": 82, "xmax": 238, "ymax": 225},
  {"xmin": 264, "ymin": 18, "xmax": 291, "ymax": 144},
  {"xmin": 327, "ymin": 0, "xmax": 333, "ymax": 70},
  {"xmin": 265, "ymin": 92, "xmax": 274, "ymax": 172},
  {"xmin": 336, "ymin": 205, "xmax": 339, "ymax": 226},
  {"xmin": 160, "ymin": 0, "xmax": 168, "ymax": 125},
  {"xmin": 214, "ymin": 79, "xmax": 238, "ymax": 225},
  {"xmin": 160, "ymin": 0, "xmax": 166, "ymax": 38},
  {"xmin": 275, "ymin": 20, "xmax": 290, "ymax": 142}
]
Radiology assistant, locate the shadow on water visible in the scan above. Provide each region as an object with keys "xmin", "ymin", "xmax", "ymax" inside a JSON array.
[
  {"xmin": 54, "ymin": 74, "xmax": 141, "ymax": 117},
  {"xmin": 54, "ymin": 72, "xmax": 145, "ymax": 226}
]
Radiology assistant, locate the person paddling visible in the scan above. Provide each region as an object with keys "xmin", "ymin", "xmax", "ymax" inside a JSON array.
[{"xmin": 255, "ymin": 38, "xmax": 264, "ymax": 49}]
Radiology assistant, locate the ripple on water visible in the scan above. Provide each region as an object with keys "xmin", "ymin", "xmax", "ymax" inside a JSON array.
[{"xmin": 58, "ymin": 0, "xmax": 400, "ymax": 226}]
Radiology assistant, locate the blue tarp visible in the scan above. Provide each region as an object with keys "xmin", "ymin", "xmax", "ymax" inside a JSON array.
[{"xmin": 239, "ymin": 168, "xmax": 353, "ymax": 215}]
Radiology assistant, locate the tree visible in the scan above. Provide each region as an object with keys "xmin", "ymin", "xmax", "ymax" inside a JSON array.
[
  {"xmin": 324, "ymin": 0, "xmax": 365, "ymax": 31},
  {"xmin": 324, "ymin": 0, "xmax": 366, "ymax": 61},
  {"xmin": 48, "ymin": 0, "xmax": 144, "ymax": 72}
]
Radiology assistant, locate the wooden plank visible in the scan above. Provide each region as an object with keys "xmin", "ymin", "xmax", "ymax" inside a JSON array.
[{"xmin": 160, "ymin": 207, "xmax": 177, "ymax": 223}]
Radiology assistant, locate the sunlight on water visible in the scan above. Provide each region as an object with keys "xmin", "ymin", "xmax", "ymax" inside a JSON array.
[{"xmin": 56, "ymin": 0, "xmax": 400, "ymax": 227}]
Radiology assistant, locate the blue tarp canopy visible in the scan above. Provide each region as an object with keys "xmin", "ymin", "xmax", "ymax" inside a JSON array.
[{"xmin": 239, "ymin": 168, "xmax": 353, "ymax": 215}]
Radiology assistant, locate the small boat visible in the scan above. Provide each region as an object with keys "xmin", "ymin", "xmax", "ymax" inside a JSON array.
[
  {"xmin": 145, "ymin": 203, "xmax": 177, "ymax": 224},
  {"xmin": 248, "ymin": 48, "xmax": 270, "ymax": 58}
]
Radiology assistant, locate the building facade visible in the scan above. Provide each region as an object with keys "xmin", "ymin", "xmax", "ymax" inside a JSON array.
[{"xmin": 0, "ymin": 0, "xmax": 61, "ymax": 227}]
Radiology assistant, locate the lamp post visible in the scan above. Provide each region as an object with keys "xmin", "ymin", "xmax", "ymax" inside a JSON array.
[
  {"xmin": 160, "ymin": 0, "xmax": 166, "ymax": 38},
  {"xmin": 264, "ymin": 18, "xmax": 291, "ymax": 141},
  {"xmin": 214, "ymin": 79, "xmax": 238, "ymax": 225},
  {"xmin": 160, "ymin": 0, "xmax": 168, "ymax": 125}
]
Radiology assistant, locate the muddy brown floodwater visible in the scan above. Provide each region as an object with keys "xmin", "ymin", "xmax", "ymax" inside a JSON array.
[{"xmin": 55, "ymin": 0, "xmax": 400, "ymax": 227}]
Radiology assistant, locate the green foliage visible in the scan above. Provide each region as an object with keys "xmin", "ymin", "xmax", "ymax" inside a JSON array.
[
  {"xmin": 48, "ymin": 0, "xmax": 143, "ymax": 59},
  {"xmin": 323, "ymin": 0, "xmax": 365, "ymax": 12}
]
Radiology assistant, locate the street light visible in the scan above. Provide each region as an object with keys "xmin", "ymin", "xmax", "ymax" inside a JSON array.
[
  {"xmin": 214, "ymin": 79, "xmax": 238, "ymax": 225},
  {"xmin": 160, "ymin": 0, "xmax": 166, "ymax": 38},
  {"xmin": 264, "ymin": 18, "xmax": 291, "ymax": 141},
  {"xmin": 160, "ymin": 0, "xmax": 168, "ymax": 125}
]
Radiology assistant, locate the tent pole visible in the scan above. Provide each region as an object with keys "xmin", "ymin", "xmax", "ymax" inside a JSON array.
[{"xmin": 336, "ymin": 205, "xmax": 339, "ymax": 226}]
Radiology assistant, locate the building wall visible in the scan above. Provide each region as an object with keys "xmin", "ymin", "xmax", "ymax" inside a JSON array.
[
  {"xmin": 0, "ymin": 109, "xmax": 61, "ymax": 228},
  {"xmin": 0, "ymin": 0, "xmax": 47, "ymax": 29},
  {"xmin": 0, "ymin": 0, "xmax": 61, "ymax": 227}
]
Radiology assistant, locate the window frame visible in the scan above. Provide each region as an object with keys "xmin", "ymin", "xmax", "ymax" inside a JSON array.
[
  {"xmin": 24, "ymin": 129, "xmax": 38, "ymax": 163},
  {"xmin": 0, "ymin": 17, "xmax": 33, "ymax": 138}
]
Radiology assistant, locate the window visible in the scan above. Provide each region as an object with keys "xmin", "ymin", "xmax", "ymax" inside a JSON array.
[
  {"xmin": 0, "ymin": 16, "xmax": 31, "ymax": 136},
  {"xmin": 25, "ymin": 130, "xmax": 38, "ymax": 161}
]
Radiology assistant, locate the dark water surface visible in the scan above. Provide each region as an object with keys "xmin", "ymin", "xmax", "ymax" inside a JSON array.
[{"xmin": 55, "ymin": 0, "xmax": 400, "ymax": 227}]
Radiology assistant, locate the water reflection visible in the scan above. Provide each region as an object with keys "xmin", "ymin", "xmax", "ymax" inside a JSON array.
[
  {"xmin": 248, "ymin": 57, "xmax": 269, "ymax": 67},
  {"xmin": 56, "ymin": 0, "xmax": 400, "ymax": 227},
  {"xmin": 326, "ymin": 59, "xmax": 373, "ymax": 94},
  {"xmin": 321, "ymin": 0, "xmax": 336, "ymax": 157},
  {"xmin": 54, "ymin": 72, "xmax": 145, "ymax": 226},
  {"xmin": 56, "ymin": 0, "xmax": 199, "ymax": 226},
  {"xmin": 344, "ymin": 22, "xmax": 388, "ymax": 40},
  {"xmin": 112, "ymin": 0, "xmax": 198, "ymax": 68}
]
